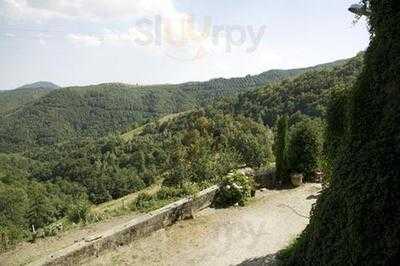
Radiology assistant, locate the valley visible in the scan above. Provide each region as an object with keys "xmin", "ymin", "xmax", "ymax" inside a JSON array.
[
  {"xmin": 0, "ymin": 57, "xmax": 351, "ymax": 153},
  {"xmin": 1, "ymin": 1, "xmax": 398, "ymax": 265},
  {"xmin": 0, "ymin": 53, "xmax": 363, "ymax": 258}
]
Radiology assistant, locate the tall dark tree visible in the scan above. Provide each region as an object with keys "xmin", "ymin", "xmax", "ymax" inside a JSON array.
[
  {"xmin": 281, "ymin": 1, "xmax": 400, "ymax": 265},
  {"xmin": 286, "ymin": 119, "xmax": 323, "ymax": 181},
  {"xmin": 274, "ymin": 115, "xmax": 289, "ymax": 185}
]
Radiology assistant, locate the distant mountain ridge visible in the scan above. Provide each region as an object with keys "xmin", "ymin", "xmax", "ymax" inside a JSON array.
[
  {"xmin": 177, "ymin": 57, "xmax": 349, "ymax": 93},
  {"xmin": 0, "ymin": 55, "xmax": 356, "ymax": 153},
  {"xmin": 0, "ymin": 81, "xmax": 59, "ymax": 114},
  {"xmin": 14, "ymin": 81, "xmax": 59, "ymax": 91}
]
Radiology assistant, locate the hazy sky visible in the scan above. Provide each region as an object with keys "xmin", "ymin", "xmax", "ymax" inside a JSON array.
[{"xmin": 0, "ymin": 0, "xmax": 369, "ymax": 89}]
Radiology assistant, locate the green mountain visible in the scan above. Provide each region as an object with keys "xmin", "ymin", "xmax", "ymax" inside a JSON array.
[
  {"xmin": 0, "ymin": 57, "xmax": 352, "ymax": 153},
  {"xmin": 0, "ymin": 81, "xmax": 59, "ymax": 114},
  {"xmin": 15, "ymin": 81, "xmax": 59, "ymax": 91},
  {"xmin": 222, "ymin": 53, "xmax": 364, "ymax": 126}
]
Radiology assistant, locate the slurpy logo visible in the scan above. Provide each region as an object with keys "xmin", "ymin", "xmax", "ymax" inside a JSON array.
[{"xmin": 133, "ymin": 15, "xmax": 267, "ymax": 61}]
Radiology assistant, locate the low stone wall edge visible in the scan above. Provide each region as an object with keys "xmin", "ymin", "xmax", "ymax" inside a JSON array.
[{"xmin": 29, "ymin": 185, "xmax": 219, "ymax": 266}]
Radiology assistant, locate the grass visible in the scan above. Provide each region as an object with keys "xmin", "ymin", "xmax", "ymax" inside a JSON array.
[
  {"xmin": 92, "ymin": 183, "xmax": 161, "ymax": 215},
  {"xmin": 130, "ymin": 182, "xmax": 201, "ymax": 213},
  {"xmin": 36, "ymin": 183, "xmax": 163, "ymax": 241}
]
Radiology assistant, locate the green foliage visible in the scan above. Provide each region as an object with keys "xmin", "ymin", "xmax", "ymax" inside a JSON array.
[
  {"xmin": 287, "ymin": 119, "xmax": 323, "ymax": 180},
  {"xmin": 156, "ymin": 182, "xmax": 200, "ymax": 200},
  {"xmin": 131, "ymin": 192, "xmax": 157, "ymax": 212},
  {"xmin": 0, "ymin": 82, "xmax": 58, "ymax": 115},
  {"xmin": 214, "ymin": 173, "xmax": 254, "ymax": 207},
  {"xmin": 159, "ymin": 111, "xmax": 273, "ymax": 188},
  {"xmin": 131, "ymin": 183, "xmax": 199, "ymax": 212},
  {"xmin": 274, "ymin": 115, "xmax": 290, "ymax": 185},
  {"xmin": 66, "ymin": 199, "xmax": 90, "ymax": 224},
  {"xmin": 0, "ymin": 187, "xmax": 27, "ymax": 227},
  {"xmin": 0, "ymin": 176, "xmax": 88, "ymax": 251},
  {"xmin": 224, "ymin": 54, "xmax": 363, "ymax": 127},
  {"xmin": 0, "ymin": 65, "xmax": 317, "ymax": 153},
  {"xmin": 0, "ymin": 43, "xmax": 363, "ymax": 254},
  {"xmin": 0, "ymin": 108, "xmax": 273, "ymax": 251},
  {"xmin": 281, "ymin": 1, "xmax": 400, "ymax": 265},
  {"xmin": 323, "ymin": 85, "xmax": 350, "ymax": 184},
  {"xmin": 27, "ymin": 183, "xmax": 57, "ymax": 229}
]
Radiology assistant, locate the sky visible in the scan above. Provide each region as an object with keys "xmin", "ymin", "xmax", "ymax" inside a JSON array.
[{"xmin": 0, "ymin": 0, "xmax": 370, "ymax": 90}]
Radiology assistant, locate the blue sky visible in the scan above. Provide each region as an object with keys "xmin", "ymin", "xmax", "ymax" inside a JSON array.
[{"xmin": 0, "ymin": 0, "xmax": 369, "ymax": 90}]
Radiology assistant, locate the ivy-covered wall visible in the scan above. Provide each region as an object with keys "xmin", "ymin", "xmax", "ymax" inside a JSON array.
[{"xmin": 280, "ymin": 1, "xmax": 400, "ymax": 265}]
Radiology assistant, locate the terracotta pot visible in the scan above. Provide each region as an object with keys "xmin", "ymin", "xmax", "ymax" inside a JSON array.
[{"xmin": 291, "ymin": 173, "xmax": 303, "ymax": 187}]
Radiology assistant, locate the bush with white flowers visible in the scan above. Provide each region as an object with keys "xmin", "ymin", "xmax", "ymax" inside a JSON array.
[{"xmin": 214, "ymin": 173, "xmax": 254, "ymax": 207}]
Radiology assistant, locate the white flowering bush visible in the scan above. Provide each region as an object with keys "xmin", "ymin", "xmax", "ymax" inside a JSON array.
[{"xmin": 214, "ymin": 173, "xmax": 253, "ymax": 207}]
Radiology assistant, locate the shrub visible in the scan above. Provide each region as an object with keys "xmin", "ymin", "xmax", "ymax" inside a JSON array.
[
  {"xmin": 131, "ymin": 192, "xmax": 159, "ymax": 212},
  {"xmin": 234, "ymin": 134, "xmax": 269, "ymax": 168},
  {"xmin": 287, "ymin": 119, "xmax": 323, "ymax": 181},
  {"xmin": 214, "ymin": 173, "xmax": 254, "ymax": 207},
  {"xmin": 66, "ymin": 200, "xmax": 90, "ymax": 224},
  {"xmin": 156, "ymin": 182, "xmax": 199, "ymax": 200},
  {"xmin": 27, "ymin": 184, "xmax": 57, "ymax": 229},
  {"xmin": 131, "ymin": 183, "xmax": 200, "ymax": 213},
  {"xmin": 0, "ymin": 225, "xmax": 27, "ymax": 252}
]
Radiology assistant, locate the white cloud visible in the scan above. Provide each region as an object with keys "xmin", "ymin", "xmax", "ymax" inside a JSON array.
[
  {"xmin": 1, "ymin": 0, "xmax": 183, "ymax": 22},
  {"xmin": 66, "ymin": 27, "xmax": 155, "ymax": 48},
  {"xmin": 67, "ymin": 33, "xmax": 102, "ymax": 47},
  {"xmin": 2, "ymin": 0, "xmax": 267, "ymax": 64},
  {"xmin": 1, "ymin": 0, "xmax": 70, "ymax": 22},
  {"xmin": 2, "ymin": 0, "xmax": 205, "ymax": 56}
]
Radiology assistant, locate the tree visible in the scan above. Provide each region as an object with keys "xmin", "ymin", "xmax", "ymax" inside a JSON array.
[
  {"xmin": 281, "ymin": 1, "xmax": 400, "ymax": 264},
  {"xmin": 136, "ymin": 150, "xmax": 146, "ymax": 174},
  {"xmin": 27, "ymin": 183, "xmax": 56, "ymax": 229},
  {"xmin": 0, "ymin": 184, "xmax": 29, "ymax": 230},
  {"xmin": 287, "ymin": 119, "xmax": 323, "ymax": 181},
  {"xmin": 274, "ymin": 115, "xmax": 289, "ymax": 185}
]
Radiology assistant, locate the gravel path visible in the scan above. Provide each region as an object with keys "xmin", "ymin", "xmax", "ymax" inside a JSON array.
[{"xmin": 84, "ymin": 184, "xmax": 321, "ymax": 266}]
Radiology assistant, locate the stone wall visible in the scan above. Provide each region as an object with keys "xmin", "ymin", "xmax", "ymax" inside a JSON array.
[{"xmin": 29, "ymin": 185, "xmax": 219, "ymax": 266}]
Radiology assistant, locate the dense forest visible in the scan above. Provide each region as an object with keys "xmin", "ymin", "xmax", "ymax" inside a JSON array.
[
  {"xmin": 0, "ymin": 59, "xmax": 348, "ymax": 153},
  {"xmin": 0, "ymin": 109, "xmax": 273, "ymax": 249},
  {"xmin": 221, "ymin": 52, "xmax": 364, "ymax": 126}
]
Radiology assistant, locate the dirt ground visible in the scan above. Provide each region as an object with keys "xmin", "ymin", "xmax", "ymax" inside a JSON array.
[{"xmin": 83, "ymin": 184, "xmax": 321, "ymax": 266}]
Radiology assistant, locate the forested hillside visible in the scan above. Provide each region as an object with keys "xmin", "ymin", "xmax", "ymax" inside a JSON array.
[
  {"xmin": 178, "ymin": 56, "xmax": 348, "ymax": 96},
  {"xmin": 0, "ymin": 59, "xmax": 350, "ymax": 153},
  {"xmin": 221, "ymin": 53, "xmax": 364, "ymax": 127},
  {"xmin": 0, "ymin": 109, "xmax": 272, "ymax": 249},
  {"xmin": 0, "ymin": 81, "xmax": 59, "ymax": 114}
]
